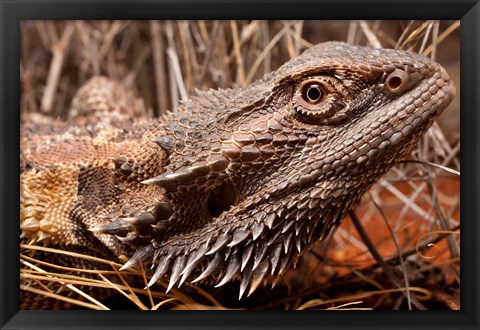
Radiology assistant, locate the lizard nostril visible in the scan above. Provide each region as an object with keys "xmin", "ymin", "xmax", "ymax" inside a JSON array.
[
  {"xmin": 385, "ymin": 69, "xmax": 411, "ymax": 94},
  {"xmin": 207, "ymin": 181, "xmax": 238, "ymax": 217},
  {"xmin": 387, "ymin": 76, "xmax": 402, "ymax": 89}
]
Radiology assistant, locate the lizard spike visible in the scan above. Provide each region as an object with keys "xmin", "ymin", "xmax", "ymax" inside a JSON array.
[
  {"xmin": 296, "ymin": 208, "xmax": 309, "ymax": 221},
  {"xmin": 265, "ymin": 213, "xmax": 275, "ymax": 229},
  {"xmin": 295, "ymin": 236, "xmax": 302, "ymax": 253},
  {"xmin": 113, "ymin": 156, "xmax": 127, "ymax": 169},
  {"xmin": 187, "ymin": 160, "xmax": 210, "ymax": 177},
  {"xmin": 223, "ymin": 247, "xmax": 233, "ymax": 260},
  {"xmin": 37, "ymin": 231, "xmax": 51, "ymax": 242},
  {"xmin": 309, "ymin": 198, "xmax": 322, "ymax": 210},
  {"xmin": 251, "ymin": 222, "xmax": 264, "ymax": 241},
  {"xmin": 227, "ymin": 229, "xmax": 250, "ymax": 247},
  {"xmin": 215, "ymin": 254, "xmax": 240, "ymax": 288},
  {"xmin": 154, "ymin": 201, "xmax": 173, "ymax": 220},
  {"xmin": 166, "ymin": 246, "xmax": 183, "ymax": 262},
  {"xmin": 240, "ymin": 244, "xmax": 254, "ymax": 271},
  {"xmin": 281, "ymin": 221, "xmax": 294, "ymax": 234},
  {"xmin": 247, "ymin": 261, "xmax": 269, "ymax": 297},
  {"xmin": 204, "ymin": 232, "xmax": 215, "ymax": 247},
  {"xmin": 206, "ymin": 154, "xmax": 230, "ymax": 172},
  {"xmin": 147, "ymin": 256, "xmax": 171, "ymax": 287},
  {"xmin": 115, "ymin": 233, "xmax": 142, "ymax": 246},
  {"xmin": 141, "ymin": 172, "xmax": 179, "ymax": 191},
  {"xmin": 285, "ymin": 208, "xmax": 297, "ymax": 220},
  {"xmin": 307, "ymin": 225, "xmax": 316, "ymax": 242},
  {"xmin": 152, "ymin": 136, "xmax": 174, "ymax": 155},
  {"xmin": 179, "ymin": 245, "xmax": 208, "ymax": 286},
  {"xmin": 166, "ymin": 254, "xmax": 186, "ymax": 292},
  {"xmin": 292, "ymin": 256, "xmax": 300, "ymax": 269},
  {"xmin": 119, "ymin": 163, "xmax": 133, "ymax": 176},
  {"xmin": 283, "ymin": 232, "xmax": 293, "ymax": 254},
  {"xmin": 297, "ymin": 198, "xmax": 310, "ymax": 210},
  {"xmin": 89, "ymin": 220, "xmax": 130, "ymax": 236},
  {"xmin": 276, "ymin": 207, "xmax": 287, "ymax": 219},
  {"xmin": 151, "ymin": 223, "xmax": 166, "ymax": 236},
  {"xmin": 295, "ymin": 221, "xmax": 304, "ymax": 236},
  {"xmin": 123, "ymin": 213, "xmax": 156, "ymax": 231},
  {"xmin": 144, "ymin": 164, "xmax": 202, "ymax": 189},
  {"xmin": 287, "ymin": 199, "xmax": 298, "ymax": 209},
  {"xmin": 119, "ymin": 245, "xmax": 153, "ymax": 271},
  {"xmin": 269, "ymin": 244, "xmax": 282, "ymax": 275},
  {"xmin": 271, "ymin": 275, "xmax": 281, "ymax": 289},
  {"xmin": 267, "ymin": 230, "xmax": 282, "ymax": 246},
  {"xmin": 277, "ymin": 251, "xmax": 292, "ymax": 276},
  {"xmin": 252, "ymin": 243, "xmax": 267, "ymax": 271},
  {"xmin": 20, "ymin": 218, "xmax": 39, "ymax": 231},
  {"xmin": 191, "ymin": 253, "xmax": 222, "ymax": 283},
  {"xmin": 239, "ymin": 260, "xmax": 254, "ymax": 300},
  {"xmin": 27, "ymin": 238, "xmax": 38, "ymax": 245},
  {"xmin": 206, "ymin": 233, "xmax": 231, "ymax": 255}
]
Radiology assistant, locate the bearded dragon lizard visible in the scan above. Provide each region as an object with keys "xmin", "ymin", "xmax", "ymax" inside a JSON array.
[{"xmin": 20, "ymin": 42, "xmax": 455, "ymax": 309}]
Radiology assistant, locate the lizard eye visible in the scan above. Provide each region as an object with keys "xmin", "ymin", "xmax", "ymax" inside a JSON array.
[
  {"xmin": 292, "ymin": 77, "xmax": 346, "ymax": 124},
  {"xmin": 301, "ymin": 82, "xmax": 325, "ymax": 104}
]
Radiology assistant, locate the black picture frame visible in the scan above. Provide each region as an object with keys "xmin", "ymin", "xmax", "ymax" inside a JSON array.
[{"xmin": 1, "ymin": 1, "xmax": 478, "ymax": 329}]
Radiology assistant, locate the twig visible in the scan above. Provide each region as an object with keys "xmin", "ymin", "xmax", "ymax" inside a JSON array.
[
  {"xmin": 296, "ymin": 287, "xmax": 431, "ymax": 310},
  {"xmin": 21, "ymin": 285, "xmax": 106, "ymax": 310},
  {"xmin": 21, "ymin": 259, "xmax": 109, "ymax": 310},
  {"xmin": 395, "ymin": 20, "xmax": 415, "ymax": 50},
  {"xmin": 378, "ymin": 179, "xmax": 437, "ymax": 224},
  {"xmin": 150, "ymin": 21, "xmax": 169, "ymax": 115},
  {"xmin": 165, "ymin": 21, "xmax": 179, "ymax": 109},
  {"xmin": 359, "ymin": 21, "xmax": 382, "ymax": 48},
  {"xmin": 230, "ymin": 20, "xmax": 246, "ymax": 87},
  {"xmin": 368, "ymin": 193, "xmax": 413, "ymax": 310},
  {"xmin": 198, "ymin": 20, "xmax": 220, "ymax": 85},
  {"xmin": 418, "ymin": 20, "xmax": 434, "ymax": 55},
  {"xmin": 346, "ymin": 21, "xmax": 359, "ymax": 45},
  {"xmin": 401, "ymin": 21, "xmax": 432, "ymax": 51},
  {"xmin": 349, "ymin": 210, "xmax": 426, "ymax": 310},
  {"xmin": 397, "ymin": 160, "xmax": 460, "ymax": 176},
  {"xmin": 259, "ymin": 223, "xmax": 460, "ymax": 310},
  {"xmin": 167, "ymin": 47, "xmax": 188, "ymax": 102},
  {"xmin": 41, "ymin": 22, "xmax": 74, "ymax": 113},
  {"xmin": 425, "ymin": 179, "xmax": 460, "ymax": 261},
  {"xmin": 422, "ymin": 20, "xmax": 460, "ymax": 57},
  {"xmin": 245, "ymin": 21, "xmax": 297, "ymax": 85},
  {"xmin": 430, "ymin": 20, "xmax": 440, "ymax": 62}
]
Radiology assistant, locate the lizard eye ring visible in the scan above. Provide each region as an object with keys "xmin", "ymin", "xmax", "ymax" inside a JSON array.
[{"xmin": 292, "ymin": 77, "xmax": 340, "ymax": 123}]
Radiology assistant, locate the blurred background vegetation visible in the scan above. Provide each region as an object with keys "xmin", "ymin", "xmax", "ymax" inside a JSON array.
[{"xmin": 20, "ymin": 20, "xmax": 460, "ymax": 310}]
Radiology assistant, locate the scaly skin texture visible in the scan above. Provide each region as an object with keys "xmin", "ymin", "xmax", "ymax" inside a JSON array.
[{"xmin": 20, "ymin": 42, "xmax": 455, "ymax": 308}]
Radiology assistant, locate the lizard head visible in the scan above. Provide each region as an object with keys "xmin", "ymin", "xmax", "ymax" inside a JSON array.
[{"xmin": 97, "ymin": 42, "xmax": 455, "ymax": 298}]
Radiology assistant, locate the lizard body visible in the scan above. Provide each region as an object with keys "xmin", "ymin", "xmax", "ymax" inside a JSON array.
[{"xmin": 20, "ymin": 42, "xmax": 455, "ymax": 308}]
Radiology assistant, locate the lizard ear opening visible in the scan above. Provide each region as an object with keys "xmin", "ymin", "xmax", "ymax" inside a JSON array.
[{"xmin": 207, "ymin": 180, "xmax": 238, "ymax": 217}]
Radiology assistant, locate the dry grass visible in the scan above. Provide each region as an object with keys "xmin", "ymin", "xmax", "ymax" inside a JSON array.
[{"xmin": 20, "ymin": 20, "xmax": 460, "ymax": 310}]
